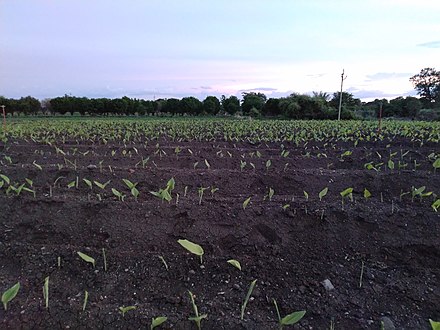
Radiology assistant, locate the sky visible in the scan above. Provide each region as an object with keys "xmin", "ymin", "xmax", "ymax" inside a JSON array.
[{"xmin": 0, "ymin": 0, "xmax": 439, "ymax": 101}]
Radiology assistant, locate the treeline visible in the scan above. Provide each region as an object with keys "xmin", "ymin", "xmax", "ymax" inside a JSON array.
[{"xmin": 0, "ymin": 92, "xmax": 437, "ymax": 120}]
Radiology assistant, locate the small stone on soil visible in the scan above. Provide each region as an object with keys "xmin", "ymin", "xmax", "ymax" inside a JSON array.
[{"xmin": 321, "ymin": 279, "xmax": 335, "ymax": 291}]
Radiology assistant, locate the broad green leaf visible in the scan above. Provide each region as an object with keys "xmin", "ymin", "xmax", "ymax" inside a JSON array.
[
  {"xmin": 0, "ymin": 174, "xmax": 10, "ymax": 185},
  {"xmin": 430, "ymin": 319, "xmax": 440, "ymax": 330},
  {"xmin": 67, "ymin": 181, "xmax": 76, "ymax": 188},
  {"xmin": 281, "ymin": 310, "xmax": 306, "ymax": 325},
  {"xmin": 227, "ymin": 259, "xmax": 242, "ymax": 271},
  {"xmin": 178, "ymin": 239, "xmax": 204, "ymax": 260},
  {"xmin": 319, "ymin": 187, "xmax": 328, "ymax": 201},
  {"xmin": 2, "ymin": 282, "xmax": 20, "ymax": 311},
  {"xmin": 151, "ymin": 316, "xmax": 168, "ymax": 329},
  {"xmin": 167, "ymin": 177, "xmax": 175, "ymax": 190},
  {"xmin": 433, "ymin": 158, "xmax": 440, "ymax": 169},
  {"xmin": 340, "ymin": 187, "xmax": 353, "ymax": 197},
  {"xmin": 364, "ymin": 188, "xmax": 371, "ymax": 199},
  {"xmin": 432, "ymin": 199, "xmax": 440, "ymax": 212},
  {"xmin": 388, "ymin": 159, "xmax": 395, "ymax": 170},
  {"xmin": 83, "ymin": 178, "xmax": 92, "ymax": 189},
  {"xmin": 77, "ymin": 251, "xmax": 96, "ymax": 267}
]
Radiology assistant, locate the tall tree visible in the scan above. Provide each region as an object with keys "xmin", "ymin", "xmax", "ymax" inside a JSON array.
[{"xmin": 410, "ymin": 68, "xmax": 440, "ymax": 104}]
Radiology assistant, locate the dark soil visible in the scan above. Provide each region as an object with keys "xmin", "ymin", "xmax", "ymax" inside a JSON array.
[{"xmin": 0, "ymin": 138, "xmax": 439, "ymax": 329}]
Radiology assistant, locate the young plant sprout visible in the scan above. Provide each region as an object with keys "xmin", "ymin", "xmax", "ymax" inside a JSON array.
[
  {"xmin": 82, "ymin": 291, "xmax": 89, "ymax": 311},
  {"xmin": 264, "ymin": 188, "xmax": 275, "ymax": 202},
  {"xmin": 433, "ymin": 158, "xmax": 440, "ymax": 173},
  {"xmin": 210, "ymin": 187, "xmax": 219, "ymax": 198},
  {"xmin": 43, "ymin": 276, "xmax": 49, "ymax": 309},
  {"xmin": 204, "ymin": 159, "xmax": 211, "ymax": 169},
  {"xmin": 303, "ymin": 191, "xmax": 309, "ymax": 201},
  {"xmin": 340, "ymin": 187, "xmax": 353, "ymax": 207},
  {"xmin": 158, "ymin": 256, "xmax": 169, "ymax": 271},
  {"xmin": 432, "ymin": 199, "xmax": 440, "ymax": 212},
  {"xmin": 150, "ymin": 178, "xmax": 175, "ymax": 203},
  {"xmin": 319, "ymin": 187, "xmax": 328, "ymax": 201},
  {"xmin": 178, "ymin": 239, "xmax": 204, "ymax": 264},
  {"xmin": 123, "ymin": 179, "xmax": 139, "ymax": 201},
  {"xmin": 266, "ymin": 159, "xmax": 272, "ymax": 171},
  {"xmin": 94, "ymin": 180, "xmax": 111, "ymax": 190},
  {"xmin": 198, "ymin": 186, "xmax": 209, "ymax": 205},
  {"xmin": 240, "ymin": 160, "xmax": 246, "ymax": 172},
  {"xmin": 227, "ymin": 259, "xmax": 242, "ymax": 271},
  {"xmin": 188, "ymin": 291, "xmax": 207, "ymax": 330},
  {"xmin": 273, "ymin": 299, "xmax": 306, "ymax": 329},
  {"xmin": 241, "ymin": 279, "xmax": 257, "ymax": 320},
  {"xmin": 242, "ymin": 197, "xmax": 251, "ymax": 210},
  {"xmin": 430, "ymin": 319, "xmax": 440, "ymax": 330},
  {"xmin": 83, "ymin": 178, "xmax": 93, "ymax": 190},
  {"xmin": 33, "ymin": 160, "xmax": 42, "ymax": 171},
  {"xmin": 119, "ymin": 305, "xmax": 136, "ymax": 317},
  {"xmin": 102, "ymin": 248, "xmax": 107, "ymax": 271},
  {"xmin": 112, "ymin": 188, "xmax": 125, "ymax": 202},
  {"xmin": 77, "ymin": 251, "xmax": 96, "ymax": 268},
  {"xmin": 151, "ymin": 316, "xmax": 168, "ymax": 330},
  {"xmin": 364, "ymin": 188, "xmax": 372, "ymax": 200},
  {"xmin": 2, "ymin": 282, "xmax": 20, "ymax": 311}
]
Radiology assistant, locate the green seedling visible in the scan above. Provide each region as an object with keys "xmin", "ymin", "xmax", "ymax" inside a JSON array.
[
  {"xmin": 388, "ymin": 159, "xmax": 395, "ymax": 170},
  {"xmin": 411, "ymin": 186, "xmax": 432, "ymax": 202},
  {"xmin": 33, "ymin": 160, "xmax": 42, "ymax": 171},
  {"xmin": 303, "ymin": 191, "xmax": 309, "ymax": 201},
  {"xmin": 433, "ymin": 158, "xmax": 440, "ymax": 173},
  {"xmin": 83, "ymin": 178, "xmax": 93, "ymax": 190},
  {"xmin": 188, "ymin": 291, "xmax": 207, "ymax": 330},
  {"xmin": 264, "ymin": 188, "xmax": 275, "ymax": 202},
  {"xmin": 43, "ymin": 276, "xmax": 49, "ymax": 309},
  {"xmin": 241, "ymin": 279, "xmax": 257, "ymax": 320},
  {"xmin": 364, "ymin": 188, "xmax": 371, "ymax": 200},
  {"xmin": 151, "ymin": 316, "xmax": 168, "ymax": 330},
  {"xmin": 204, "ymin": 159, "xmax": 211, "ymax": 169},
  {"xmin": 273, "ymin": 299, "xmax": 306, "ymax": 329},
  {"xmin": 175, "ymin": 146, "xmax": 181, "ymax": 158},
  {"xmin": 340, "ymin": 150, "xmax": 352, "ymax": 160},
  {"xmin": 0, "ymin": 174, "xmax": 10, "ymax": 185},
  {"xmin": 227, "ymin": 259, "xmax": 242, "ymax": 271},
  {"xmin": 266, "ymin": 159, "xmax": 272, "ymax": 171},
  {"xmin": 242, "ymin": 197, "xmax": 251, "ymax": 210},
  {"xmin": 198, "ymin": 186, "xmax": 209, "ymax": 205},
  {"xmin": 94, "ymin": 180, "xmax": 111, "ymax": 190},
  {"xmin": 67, "ymin": 180, "xmax": 76, "ymax": 189},
  {"xmin": 281, "ymin": 150, "xmax": 290, "ymax": 157},
  {"xmin": 119, "ymin": 305, "xmax": 136, "ymax": 317},
  {"xmin": 77, "ymin": 251, "xmax": 96, "ymax": 267},
  {"xmin": 430, "ymin": 319, "xmax": 440, "ymax": 330},
  {"xmin": 158, "ymin": 256, "xmax": 169, "ymax": 271},
  {"xmin": 2, "ymin": 282, "xmax": 20, "ymax": 311},
  {"xmin": 102, "ymin": 248, "xmax": 107, "ymax": 271},
  {"xmin": 178, "ymin": 239, "xmax": 204, "ymax": 264},
  {"xmin": 432, "ymin": 199, "xmax": 440, "ymax": 212},
  {"xmin": 240, "ymin": 160, "xmax": 246, "ymax": 171},
  {"xmin": 210, "ymin": 187, "xmax": 219, "ymax": 198},
  {"xmin": 112, "ymin": 188, "xmax": 125, "ymax": 201},
  {"xmin": 82, "ymin": 291, "xmax": 89, "ymax": 311},
  {"xmin": 123, "ymin": 179, "xmax": 139, "ymax": 200},
  {"xmin": 282, "ymin": 204, "xmax": 290, "ymax": 210},
  {"xmin": 340, "ymin": 187, "xmax": 353, "ymax": 206},
  {"xmin": 150, "ymin": 178, "xmax": 175, "ymax": 203},
  {"xmin": 25, "ymin": 178, "xmax": 33, "ymax": 187},
  {"xmin": 319, "ymin": 187, "xmax": 328, "ymax": 201}
]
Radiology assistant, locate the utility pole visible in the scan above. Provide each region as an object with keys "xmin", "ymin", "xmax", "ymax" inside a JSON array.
[
  {"xmin": 338, "ymin": 69, "xmax": 347, "ymax": 121},
  {"xmin": 1, "ymin": 105, "xmax": 6, "ymax": 132}
]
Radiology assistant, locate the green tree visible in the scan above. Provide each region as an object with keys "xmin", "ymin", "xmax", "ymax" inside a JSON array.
[
  {"xmin": 241, "ymin": 92, "xmax": 266, "ymax": 115},
  {"xmin": 180, "ymin": 97, "xmax": 203, "ymax": 115},
  {"xmin": 202, "ymin": 96, "xmax": 221, "ymax": 115},
  {"xmin": 410, "ymin": 67, "xmax": 440, "ymax": 105},
  {"xmin": 221, "ymin": 95, "xmax": 240, "ymax": 115}
]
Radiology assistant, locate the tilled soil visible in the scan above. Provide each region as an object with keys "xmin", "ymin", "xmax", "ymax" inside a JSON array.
[{"xmin": 0, "ymin": 138, "xmax": 439, "ymax": 329}]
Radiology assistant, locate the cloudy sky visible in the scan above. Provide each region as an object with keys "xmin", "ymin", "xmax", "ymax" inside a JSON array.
[{"xmin": 0, "ymin": 0, "xmax": 439, "ymax": 101}]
